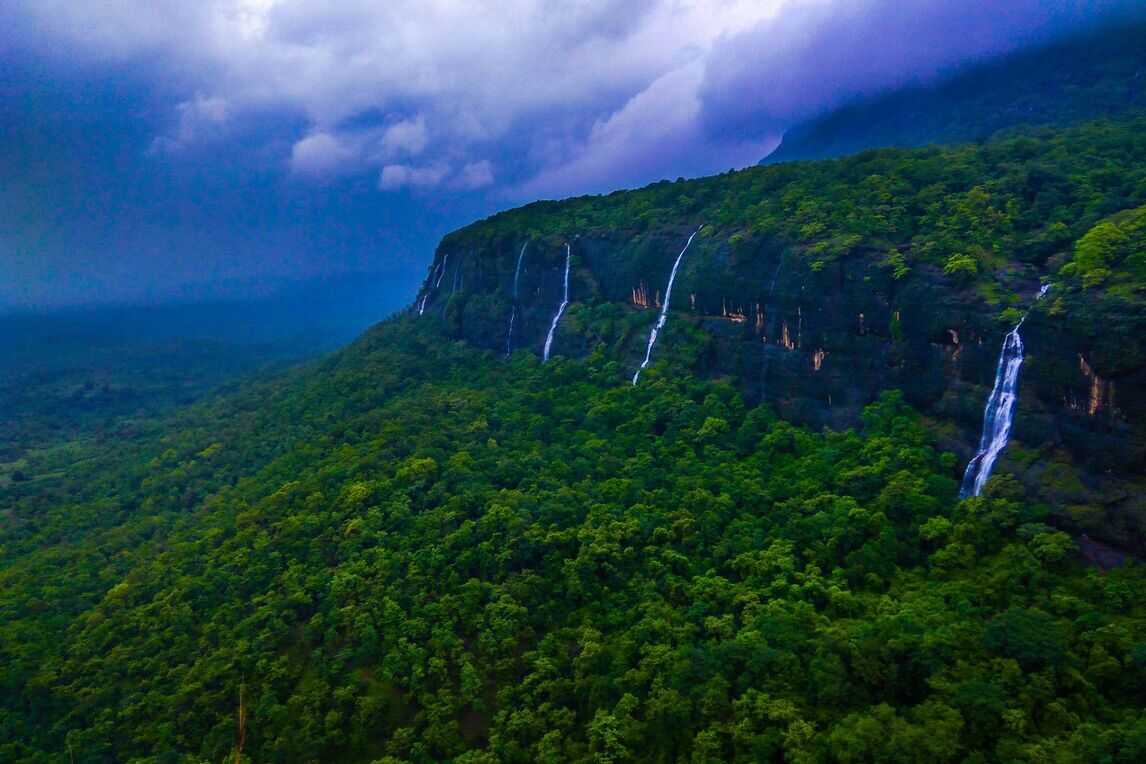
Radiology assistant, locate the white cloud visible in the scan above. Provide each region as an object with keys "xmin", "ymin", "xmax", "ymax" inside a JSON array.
[
  {"xmin": 454, "ymin": 160, "xmax": 495, "ymax": 190},
  {"xmin": 701, "ymin": 0, "xmax": 1146, "ymax": 135},
  {"xmin": 289, "ymin": 132, "xmax": 357, "ymax": 176},
  {"xmin": 378, "ymin": 163, "xmax": 449, "ymax": 191},
  {"xmin": 380, "ymin": 116, "xmax": 428, "ymax": 158},
  {"xmin": 148, "ymin": 93, "xmax": 230, "ymax": 153},
  {"xmin": 181, "ymin": 94, "xmax": 228, "ymax": 128},
  {"xmin": 517, "ymin": 63, "xmax": 777, "ymax": 198}
]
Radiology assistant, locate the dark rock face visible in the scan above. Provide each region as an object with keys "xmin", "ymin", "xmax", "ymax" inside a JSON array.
[{"xmin": 414, "ymin": 229, "xmax": 1146, "ymax": 552}]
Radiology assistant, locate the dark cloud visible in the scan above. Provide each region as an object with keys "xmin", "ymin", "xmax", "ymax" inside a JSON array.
[
  {"xmin": 2, "ymin": 1, "xmax": 1144, "ymax": 308},
  {"xmin": 0, "ymin": 59, "xmax": 481, "ymax": 308},
  {"xmin": 700, "ymin": 0, "xmax": 1146, "ymax": 140}
]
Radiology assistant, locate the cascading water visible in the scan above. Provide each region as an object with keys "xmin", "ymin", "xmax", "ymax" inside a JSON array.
[
  {"xmin": 543, "ymin": 243, "xmax": 572, "ymax": 362},
  {"xmin": 418, "ymin": 258, "xmax": 446, "ymax": 316},
  {"xmin": 505, "ymin": 243, "xmax": 528, "ymax": 356},
  {"xmin": 632, "ymin": 226, "xmax": 703, "ymax": 385},
  {"xmin": 435, "ymin": 253, "xmax": 449, "ymax": 288},
  {"xmin": 959, "ymin": 284, "xmax": 1051, "ymax": 497},
  {"xmin": 451, "ymin": 253, "xmax": 465, "ymax": 295}
]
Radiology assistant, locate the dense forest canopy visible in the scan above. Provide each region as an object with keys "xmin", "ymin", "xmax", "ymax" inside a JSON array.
[
  {"xmin": 440, "ymin": 116, "xmax": 1146, "ymax": 303},
  {"xmin": 4, "ymin": 318, "xmax": 1146, "ymax": 763}
]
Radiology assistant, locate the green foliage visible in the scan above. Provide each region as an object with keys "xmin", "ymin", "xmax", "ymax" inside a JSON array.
[
  {"xmin": 3, "ymin": 318, "xmax": 1146, "ymax": 763},
  {"xmin": 943, "ymin": 253, "xmax": 979, "ymax": 282},
  {"xmin": 984, "ymin": 608, "xmax": 1068, "ymax": 670},
  {"xmin": 7, "ymin": 104, "xmax": 1146, "ymax": 764},
  {"xmin": 882, "ymin": 248, "xmax": 911, "ymax": 280},
  {"xmin": 441, "ymin": 115, "xmax": 1146, "ymax": 306},
  {"xmin": 1064, "ymin": 203, "xmax": 1146, "ymax": 291}
]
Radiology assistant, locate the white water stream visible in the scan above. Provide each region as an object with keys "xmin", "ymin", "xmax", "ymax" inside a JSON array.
[
  {"xmin": 505, "ymin": 243, "xmax": 528, "ymax": 356},
  {"xmin": 543, "ymin": 243, "xmax": 572, "ymax": 362},
  {"xmin": 632, "ymin": 226, "xmax": 703, "ymax": 385},
  {"xmin": 960, "ymin": 284, "xmax": 1051, "ymax": 497}
]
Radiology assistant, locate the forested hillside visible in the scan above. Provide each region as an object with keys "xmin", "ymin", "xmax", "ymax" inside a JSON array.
[
  {"xmin": 415, "ymin": 115, "xmax": 1146, "ymax": 554},
  {"xmin": 4, "ymin": 317, "xmax": 1146, "ymax": 763},
  {"xmin": 5, "ymin": 103, "xmax": 1146, "ymax": 763},
  {"xmin": 762, "ymin": 22, "xmax": 1146, "ymax": 164}
]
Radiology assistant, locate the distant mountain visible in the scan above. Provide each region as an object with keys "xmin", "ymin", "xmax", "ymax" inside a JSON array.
[
  {"xmin": 0, "ymin": 271, "xmax": 414, "ymax": 463},
  {"xmin": 762, "ymin": 22, "xmax": 1146, "ymax": 164}
]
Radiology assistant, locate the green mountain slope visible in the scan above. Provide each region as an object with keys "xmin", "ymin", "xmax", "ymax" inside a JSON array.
[
  {"xmin": 4, "ymin": 111, "xmax": 1146, "ymax": 762},
  {"xmin": 4, "ymin": 317, "xmax": 1146, "ymax": 763},
  {"xmin": 762, "ymin": 22, "xmax": 1146, "ymax": 164},
  {"xmin": 415, "ymin": 115, "xmax": 1146, "ymax": 553}
]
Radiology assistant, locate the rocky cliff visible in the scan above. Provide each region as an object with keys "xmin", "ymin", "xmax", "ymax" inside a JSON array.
[{"xmin": 412, "ymin": 117, "xmax": 1146, "ymax": 552}]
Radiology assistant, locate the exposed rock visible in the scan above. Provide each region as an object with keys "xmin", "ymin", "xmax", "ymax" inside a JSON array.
[{"xmin": 415, "ymin": 228, "xmax": 1146, "ymax": 552}]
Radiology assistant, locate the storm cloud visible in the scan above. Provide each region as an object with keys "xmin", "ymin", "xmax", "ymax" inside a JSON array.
[
  {"xmin": 700, "ymin": 0, "xmax": 1146, "ymax": 139},
  {"xmin": 2, "ymin": 1, "xmax": 1143, "ymax": 307}
]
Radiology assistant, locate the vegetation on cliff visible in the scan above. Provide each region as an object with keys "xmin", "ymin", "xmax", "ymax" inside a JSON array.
[
  {"xmin": 439, "ymin": 115, "xmax": 1146, "ymax": 307},
  {"xmin": 1066, "ymin": 203, "xmax": 1146, "ymax": 292},
  {"xmin": 426, "ymin": 116, "xmax": 1146, "ymax": 547}
]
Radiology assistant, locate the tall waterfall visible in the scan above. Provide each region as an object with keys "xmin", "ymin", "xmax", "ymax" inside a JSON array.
[
  {"xmin": 451, "ymin": 253, "xmax": 464, "ymax": 294},
  {"xmin": 632, "ymin": 226, "xmax": 703, "ymax": 385},
  {"xmin": 418, "ymin": 258, "xmax": 446, "ymax": 316},
  {"xmin": 435, "ymin": 253, "xmax": 449, "ymax": 288},
  {"xmin": 543, "ymin": 243, "xmax": 572, "ymax": 362},
  {"xmin": 960, "ymin": 284, "xmax": 1051, "ymax": 497},
  {"xmin": 505, "ymin": 243, "xmax": 528, "ymax": 356}
]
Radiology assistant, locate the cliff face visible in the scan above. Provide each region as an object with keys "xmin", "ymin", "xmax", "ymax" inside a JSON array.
[
  {"xmin": 411, "ymin": 119, "xmax": 1146, "ymax": 552},
  {"xmin": 415, "ymin": 230, "xmax": 1145, "ymax": 549}
]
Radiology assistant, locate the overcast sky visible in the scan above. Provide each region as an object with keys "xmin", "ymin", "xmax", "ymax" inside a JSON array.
[{"xmin": 2, "ymin": 0, "xmax": 1142, "ymax": 309}]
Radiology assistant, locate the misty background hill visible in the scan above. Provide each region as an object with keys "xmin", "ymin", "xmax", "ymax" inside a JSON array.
[
  {"xmin": 0, "ymin": 270, "xmax": 414, "ymax": 466},
  {"xmin": 762, "ymin": 20, "xmax": 1146, "ymax": 164}
]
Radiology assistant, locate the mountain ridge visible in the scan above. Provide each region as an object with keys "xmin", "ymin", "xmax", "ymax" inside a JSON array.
[{"xmin": 760, "ymin": 21, "xmax": 1146, "ymax": 165}]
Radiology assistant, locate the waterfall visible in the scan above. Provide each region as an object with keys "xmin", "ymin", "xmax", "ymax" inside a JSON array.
[
  {"xmin": 451, "ymin": 252, "xmax": 465, "ymax": 295},
  {"xmin": 505, "ymin": 243, "xmax": 528, "ymax": 356},
  {"xmin": 960, "ymin": 284, "xmax": 1051, "ymax": 497},
  {"xmin": 543, "ymin": 243, "xmax": 572, "ymax": 362},
  {"xmin": 632, "ymin": 226, "xmax": 703, "ymax": 385},
  {"xmin": 418, "ymin": 257, "xmax": 446, "ymax": 316},
  {"xmin": 435, "ymin": 253, "xmax": 449, "ymax": 288}
]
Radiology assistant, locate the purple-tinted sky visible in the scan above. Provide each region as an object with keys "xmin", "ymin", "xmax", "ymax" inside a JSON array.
[{"xmin": 2, "ymin": 0, "xmax": 1143, "ymax": 308}]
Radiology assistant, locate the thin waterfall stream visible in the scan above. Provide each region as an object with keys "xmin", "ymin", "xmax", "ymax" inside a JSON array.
[
  {"xmin": 435, "ymin": 253, "xmax": 449, "ymax": 288},
  {"xmin": 960, "ymin": 284, "xmax": 1051, "ymax": 497},
  {"xmin": 418, "ymin": 257, "xmax": 446, "ymax": 316},
  {"xmin": 505, "ymin": 243, "xmax": 528, "ymax": 356},
  {"xmin": 543, "ymin": 243, "xmax": 572, "ymax": 362},
  {"xmin": 632, "ymin": 226, "xmax": 703, "ymax": 385}
]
